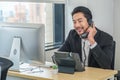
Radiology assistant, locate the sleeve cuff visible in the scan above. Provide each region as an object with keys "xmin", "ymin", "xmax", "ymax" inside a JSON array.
[{"xmin": 90, "ymin": 42, "xmax": 97, "ymax": 49}]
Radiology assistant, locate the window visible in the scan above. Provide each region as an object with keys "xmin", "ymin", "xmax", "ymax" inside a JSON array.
[{"xmin": 0, "ymin": 2, "xmax": 65, "ymax": 50}]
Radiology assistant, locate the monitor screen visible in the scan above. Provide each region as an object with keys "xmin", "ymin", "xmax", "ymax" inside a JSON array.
[{"xmin": 0, "ymin": 23, "xmax": 45, "ymax": 65}]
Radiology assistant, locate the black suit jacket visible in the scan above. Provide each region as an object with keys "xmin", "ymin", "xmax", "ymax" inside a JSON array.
[{"xmin": 59, "ymin": 28, "xmax": 113, "ymax": 69}]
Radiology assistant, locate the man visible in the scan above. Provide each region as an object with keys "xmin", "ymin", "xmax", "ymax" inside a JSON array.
[{"xmin": 59, "ymin": 6, "xmax": 114, "ymax": 69}]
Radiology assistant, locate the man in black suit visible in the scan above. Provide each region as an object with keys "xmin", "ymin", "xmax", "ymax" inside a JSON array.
[{"xmin": 59, "ymin": 6, "xmax": 113, "ymax": 69}]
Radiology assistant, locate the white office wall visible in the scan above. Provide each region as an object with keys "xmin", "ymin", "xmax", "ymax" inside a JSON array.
[
  {"xmin": 87, "ymin": 0, "xmax": 114, "ymax": 36},
  {"xmin": 114, "ymin": 0, "xmax": 120, "ymax": 70},
  {"xmin": 65, "ymin": 0, "xmax": 114, "ymax": 38},
  {"xmin": 45, "ymin": 4, "xmax": 54, "ymax": 43}
]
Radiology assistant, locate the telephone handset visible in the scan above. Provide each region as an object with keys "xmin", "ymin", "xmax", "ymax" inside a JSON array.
[{"xmin": 81, "ymin": 19, "xmax": 93, "ymax": 38}]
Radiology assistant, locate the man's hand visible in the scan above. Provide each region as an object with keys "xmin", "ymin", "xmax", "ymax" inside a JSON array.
[{"xmin": 87, "ymin": 24, "xmax": 97, "ymax": 45}]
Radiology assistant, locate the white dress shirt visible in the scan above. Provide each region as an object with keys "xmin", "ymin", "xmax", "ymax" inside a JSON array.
[{"xmin": 81, "ymin": 39, "xmax": 97, "ymax": 66}]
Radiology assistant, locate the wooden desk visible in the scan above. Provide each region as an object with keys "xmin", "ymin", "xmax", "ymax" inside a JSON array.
[{"xmin": 8, "ymin": 67, "xmax": 117, "ymax": 80}]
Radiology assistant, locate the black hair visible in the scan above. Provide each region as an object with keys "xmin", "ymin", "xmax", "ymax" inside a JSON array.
[{"xmin": 71, "ymin": 6, "xmax": 92, "ymax": 21}]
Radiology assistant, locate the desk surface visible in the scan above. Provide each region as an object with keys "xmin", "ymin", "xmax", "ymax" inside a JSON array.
[{"xmin": 8, "ymin": 67, "xmax": 117, "ymax": 80}]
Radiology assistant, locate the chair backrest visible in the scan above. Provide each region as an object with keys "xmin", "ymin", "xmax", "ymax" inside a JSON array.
[
  {"xmin": 0, "ymin": 57, "xmax": 13, "ymax": 80},
  {"xmin": 111, "ymin": 41, "xmax": 116, "ymax": 70},
  {"xmin": 110, "ymin": 41, "xmax": 120, "ymax": 80}
]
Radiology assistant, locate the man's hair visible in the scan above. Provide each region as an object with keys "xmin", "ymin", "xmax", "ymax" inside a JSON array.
[{"xmin": 71, "ymin": 6, "xmax": 92, "ymax": 21}]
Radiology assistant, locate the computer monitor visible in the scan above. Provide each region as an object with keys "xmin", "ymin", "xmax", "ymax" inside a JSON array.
[{"xmin": 0, "ymin": 23, "xmax": 45, "ymax": 70}]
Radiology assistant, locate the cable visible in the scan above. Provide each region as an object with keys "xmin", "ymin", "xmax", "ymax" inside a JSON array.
[{"xmin": 83, "ymin": 40, "xmax": 86, "ymax": 67}]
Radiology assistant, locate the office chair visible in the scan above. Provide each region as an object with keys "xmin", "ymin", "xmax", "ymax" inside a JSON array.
[
  {"xmin": 111, "ymin": 41, "xmax": 116, "ymax": 70},
  {"xmin": 115, "ymin": 71, "xmax": 120, "ymax": 80},
  {"xmin": 111, "ymin": 41, "xmax": 120, "ymax": 80},
  {"xmin": 0, "ymin": 57, "xmax": 13, "ymax": 80}
]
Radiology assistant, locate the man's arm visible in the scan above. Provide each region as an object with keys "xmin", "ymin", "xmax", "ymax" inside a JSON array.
[
  {"xmin": 90, "ymin": 35, "xmax": 113, "ymax": 69},
  {"xmin": 58, "ymin": 30, "xmax": 72, "ymax": 52}
]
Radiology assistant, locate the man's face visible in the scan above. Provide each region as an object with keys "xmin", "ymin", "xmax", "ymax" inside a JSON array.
[{"xmin": 72, "ymin": 12, "xmax": 89, "ymax": 35}]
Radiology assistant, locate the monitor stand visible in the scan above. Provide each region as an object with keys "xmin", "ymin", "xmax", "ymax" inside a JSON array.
[{"xmin": 9, "ymin": 37, "xmax": 21, "ymax": 71}]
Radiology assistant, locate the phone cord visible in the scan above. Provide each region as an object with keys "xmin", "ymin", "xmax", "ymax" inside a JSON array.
[{"xmin": 83, "ymin": 41, "xmax": 86, "ymax": 67}]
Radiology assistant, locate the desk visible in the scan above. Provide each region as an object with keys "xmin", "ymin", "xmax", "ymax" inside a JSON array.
[{"xmin": 8, "ymin": 67, "xmax": 117, "ymax": 80}]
